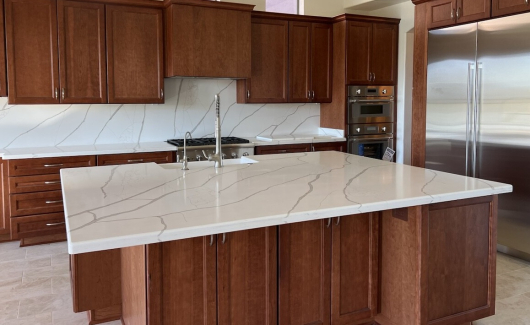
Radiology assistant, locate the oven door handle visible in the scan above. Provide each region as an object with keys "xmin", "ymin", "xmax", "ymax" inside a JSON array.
[
  {"xmin": 349, "ymin": 99, "xmax": 394, "ymax": 104},
  {"xmin": 349, "ymin": 134, "xmax": 393, "ymax": 141}
]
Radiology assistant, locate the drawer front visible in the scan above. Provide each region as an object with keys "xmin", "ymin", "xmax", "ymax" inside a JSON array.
[
  {"xmin": 312, "ymin": 142, "xmax": 346, "ymax": 153},
  {"xmin": 255, "ymin": 144, "xmax": 311, "ymax": 155},
  {"xmin": 11, "ymin": 213, "xmax": 66, "ymax": 239},
  {"xmin": 8, "ymin": 156, "xmax": 96, "ymax": 176},
  {"xmin": 10, "ymin": 191, "xmax": 64, "ymax": 217},
  {"xmin": 97, "ymin": 151, "xmax": 174, "ymax": 166},
  {"xmin": 9, "ymin": 174, "xmax": 62, "ymax": 194}
]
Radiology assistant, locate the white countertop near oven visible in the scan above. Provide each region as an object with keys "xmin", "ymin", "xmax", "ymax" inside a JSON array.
[{"xmin": 60, "ymin": 151, "xmax": 512, "ymax": 254}]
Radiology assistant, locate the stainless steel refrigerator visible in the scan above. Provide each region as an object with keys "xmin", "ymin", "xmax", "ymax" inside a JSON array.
[{"xmin": 426, "ymin": 13, "xmax": 530, "ymax": 260}]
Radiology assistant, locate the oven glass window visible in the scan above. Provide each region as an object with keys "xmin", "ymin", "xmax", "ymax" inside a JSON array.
[
  {"xmin": 360, "ymin": 105, "xmax": 384, "ymax": 115},
  {"xmin": 358, "ymin": 143, "xmax": 384, "ymax": 160}
]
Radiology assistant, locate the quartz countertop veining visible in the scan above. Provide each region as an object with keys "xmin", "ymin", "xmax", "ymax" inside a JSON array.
[{"xmin": 60, "ymin": 152, "xmax": 512, "ymax": 254}]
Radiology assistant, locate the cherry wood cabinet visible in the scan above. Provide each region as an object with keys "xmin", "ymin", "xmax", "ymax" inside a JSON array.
[
  {"xmin": 255, "ymin": 142, "xmax": 345, "ymax": 155},
  {"xmin": 456, "ymin": 0, "xmax": 491, "ymax": 23},
  {"xmin": 58, "ymin": 0, "xmax": 107, "ymax": 104},
  {"xmin": 0, "ymin": 158, "xmax": 8, "ymax": 237},
  {"xmin": 0, "ymin": 1, "xmax": 7, "ymax": 98},
  {"xmin": 426, "ymin": 0, "xmax": 491, "ymax": 29},
  {"xmin": 237, "ymin": 18, "xmax": 289, "ymax": 104},
  {"xmin": 311, "ymin": 23, "xmax": 333, "ymax": 103},
  {"xmin": 346, "ymin": 21, "xmax": 398, "ymax": 85},
  {"xmin": 331, "ymin": 214, "xmax": 379, "ymax": 325},
  {"xmin": 312, "ymin": 141, "xmax": 346, "ymax": 152},
  {"xmin": 492, "ymin": 0, "xmax": 530, "ymax": 16},
  {"xmin": 165, "ymin": 1, "xmax": 253, "ymax": 79},
  {"xmin": 106, "ymin": 5, "xmax": 164, "ymax": 104},
  {"xmin": 97, "ymin": 151, "xmax": 174, "ymax": 166},
  {"xmin": 279, "ymin": 219, "xmax": 331, "ymax": 325},
  {"xmin": 5, "ymin": 0, "xmax": 60, "ymax": 104}
]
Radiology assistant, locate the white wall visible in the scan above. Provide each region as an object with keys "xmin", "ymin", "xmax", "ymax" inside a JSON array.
[{"xmin": 364, "ymin": 2, "xmax": 415, "ymax": 165}]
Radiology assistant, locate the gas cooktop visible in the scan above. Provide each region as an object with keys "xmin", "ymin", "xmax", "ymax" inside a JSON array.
[{"xmin": 167, "ymin": 137, "xmax": 251, "ymax": 148}]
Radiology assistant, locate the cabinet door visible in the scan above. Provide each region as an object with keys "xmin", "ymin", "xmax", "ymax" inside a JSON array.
[
  {"xmin": 289, "ymin": 21, "xmax": 312, "ymax": 103},
  {"xmin": 427, "ymin": 0, "xmax": 457, "ymax": 29},
  {"xmin": 346, "ymin": 21, "xmax": 372, "ymax": 85},
  {"xmin": 218, "ymin": 228, "xmax": 277, "ymax": 325},
  {"xmin": 311, "ymin": 23, "xmax": 332, "ymax": 103},
  {"xmin": 331, "ymin": 214, "xmax": 379, "ymax": 325},
  {"xmin": 371, "ymin": 23, "xmax": 398, "ymax": 85},
  {"xmin": 161, "ymin": 236, "xmax": 217, "ymax": 325},
  {"xmin": 0, "ymin": 158, "xmax": 8, "ymax": 236},
  {"xmin": 492, "ymin": 0, "xmax": 530, "ymax": 17},
  {"xmin": 97, "ymin": 152, "xmax": 174, "ymax": 166},
  {"xmin": 241, "ymin": 18, "xmax": 289, "ymax": 103},
  {"xmin": 279, "ymin": 219, "xmax": 331, "ymax": 325},
  {"xmin": 456, "ymin": 0, "xmax": 491, "ymax": 23},
  {"xmin": 58, "ymin": 0, "xmax": 107, "ymax": 104},
  {"xmin": 0, "ymin": 1, "xmax": 7, "ymax": 98},
  {"xmin": 106, "ymin": 5, "xmax": 164, "ymax": 104},
  {"xmin": 5, "ymin": 0, "xmax": 60, "ymax": 104}
]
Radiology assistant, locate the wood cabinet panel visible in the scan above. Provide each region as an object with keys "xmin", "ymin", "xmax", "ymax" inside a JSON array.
[
  {"xmin": 11, "ymin": 212, "xmax": 65, "ymax": 239},
  {"xmin": 492, "ymin": 0, "xmax": 530, "ymax": 16},
  {"xmin": 0, "ymin": 159, "xmax": 8, "ymax": 236},
  {"xmin": 106, "ymin": 5, "xmax": 164, "ymax": 104},
  {"xmin": 97, "ymin": 151, "xmax": 174, "ymax": 166},
  {"xmin": 218, "ymin": 228, "xmax": 277, "ymax": 325},
  {"xmin": 427, "ymin": 200, "xmax": 493, "ymax": 322},
  {"xmin": 165, "ymin": 4, "xmax": 251, "ymax": 78},
  {"xmin": 312, "ymin": 142, "xmax": 346, "ymax": 153},
  {"xmin": 456, "ymin": 0, "xmax": 491, "ymax": 23},
  {"xmin": 346, "ymin": 21, "xmax": 372, "ymax": 85},
  {"xmin": 10, "ymin": 190, "xmax": 64, "ymax": 217},
  {"xmin": 427, "ymin": 0, "xmax": 457, "ymax": 29},
  {"xmin": 161, "ymin": 236, "xmax": 217, "ymax": 325},
  {"xmin": 0, "ymin": 1, "xmax": 7, "ymax": 98},
  {"xmin": 237, "ymin": 18, "xmax": 289, "ymax": 103},
  {"xmin": 311, "ymin": 23, "xmax": 333, "ymax": 103},
  {"xmin": 371, "ymin": 23, "xmax": 398, "ymax": 85},
  {"xmin": 9, "ymin": 174, "xmax": 62, "ymax": 194},
  {"xmin": 5, "ymin": 0, "xmax": 60, "ymax": 104},
  {"xmin": 71, "ymin": 250, "xmax": 122, "ymax": 312},
  {"xmin": 332, "ymin": 214, "xmax": 378, "ymax": 325},
  {"xmin": 279, "ymin": 219, "xmax": 331, "ymax": 325},
  {"xmin": 58, "ymin": 0, "xmax": 107, "ymax": 104},
  {"xmin": 255, "ymin": 143, "xmax": 312, "ymax": 155},
  {"xmin": 7, "ymin": 156, "xmax": 96, "ymax": 177},
  {"xmin": 289, "ymin": 21, "xmax": 312, "ymax": 103}
]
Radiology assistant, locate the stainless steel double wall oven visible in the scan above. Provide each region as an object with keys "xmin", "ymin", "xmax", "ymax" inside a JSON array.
[{"xmin": 347, "ymin": 86, "xmax": 395, "ymax": 160}]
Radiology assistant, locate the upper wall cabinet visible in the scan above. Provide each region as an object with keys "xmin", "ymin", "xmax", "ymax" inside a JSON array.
[
  {"xmin": 106, "ymin": 5, "xmax": 164, "ymax": 104},
  {"xmin": 0, "ymin": 1, "xmax": 7, "ymax": 98},
  {"xmin": 237, "ymin": 18, "xmax": 289, "ymax": 103},
  {"xmin": 346, "ymin": 20, "xmax": 398, "ymax": 85},
  {"xmin": 426, "ymin": 0, "xmax": 491, "ymax": 29},
  {"xmin": 58, "ymin": 0, "xmax": 107, "ymax": 104},
  {"xmin": 289, "ymin": 22, "xmax": 332, "ymax": 103},
  {"xmin": 164, "ymin": 0, "xmax": 254, "ymax": 79},
  {"xmin": 237, "ymin": 13, "xmax": 332, "ymax": 104},
  {"xmin": 492, "ymin": 0, "xmax": 530, "ymax": 17},
  {"xmin": 5, "ymin": 0, "xmax": 60, "ymax": 104}
]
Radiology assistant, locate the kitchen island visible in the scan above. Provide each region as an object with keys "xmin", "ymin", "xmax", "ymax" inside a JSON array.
[{"xmin": 61, "ymin": 151, "xmax": 512, "ymax": 325}]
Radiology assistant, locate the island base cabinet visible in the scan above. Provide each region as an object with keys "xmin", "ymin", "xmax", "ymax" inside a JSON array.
[{"xmin": 377, "ymin": 196, "xmax": 497, "ymax": 325}]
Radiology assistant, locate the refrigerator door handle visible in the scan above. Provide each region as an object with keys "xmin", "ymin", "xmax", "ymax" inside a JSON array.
[
  {"xmin": 473, "ymin": 62, "xmax": 483, "ymax": 178},
  {"xmin": 466, "ymin": 62, "xmax": 475, "ymax": 177}
]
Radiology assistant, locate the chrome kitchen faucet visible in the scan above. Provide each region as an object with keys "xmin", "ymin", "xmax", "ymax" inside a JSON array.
[
  {"xmin": 181, "ymin": 131, "xmax": 192, "ymax": 170},
  {"xmin": 202, "ymin": 94, "xmax": 223, "ymax": 168}
]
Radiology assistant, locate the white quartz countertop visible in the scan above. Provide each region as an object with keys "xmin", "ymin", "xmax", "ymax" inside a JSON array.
[{"xmin": 61, "ymin": 152, "xmax": 512, "ymax": 254}]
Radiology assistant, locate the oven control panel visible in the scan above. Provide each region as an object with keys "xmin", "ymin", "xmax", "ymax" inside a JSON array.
[{"xmin": 349, "ymin": 123, "xmax": 393, "ymax": 136}]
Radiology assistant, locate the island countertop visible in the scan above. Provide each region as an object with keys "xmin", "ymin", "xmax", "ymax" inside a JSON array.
[{"xmin": 61, "ymin": 151, "xmax": 512, "ymax": 254}]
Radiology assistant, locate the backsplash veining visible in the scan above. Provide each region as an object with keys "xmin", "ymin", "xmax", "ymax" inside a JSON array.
[{"xmin": 0, "ymin": 78, "xmax": 321, "ymax": 149}]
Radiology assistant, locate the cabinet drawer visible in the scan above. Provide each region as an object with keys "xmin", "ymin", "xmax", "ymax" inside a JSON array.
[
  {"xmin": 10, "ymin": 190, "xmax": 64, "ymax": 217},
  {"xmin": 97, "ymin": 151, "xmax": 174, "ymax": 166},
  {"xmin": 11, "ymin": 213, "xmax": 66, "ymax": 239},
  {"xmin": 9, "ymin": 174, "xmax": 62, "ymax": 194},
  {"xmin": 7, "ymin": 156, "xmax": 96, "ymax": 176},
  {"xmin": 255, "ymin": 144, "xmax": 311, "ymax": 155}
]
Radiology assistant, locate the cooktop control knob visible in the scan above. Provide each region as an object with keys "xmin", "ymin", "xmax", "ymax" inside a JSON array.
[
  {"xmin": 356, "ymin": 128, "xmax": 361, "ymax": 133},
  {"xmin": 382, "ymin": 89, "xmax": 387, "ymax": 94},
  {"xmin": 382, "ymin": 127, "xmax": 387, "ymax": 132},
  {"xmin": 231, "ymin": 153, "xmax": 237, "ymax": 158},
  {"xmin": 196, "ymin": 155, "xmax": 202, "ymax": 161},
  {"xmin": 243, "ymin": 152, "xmax": 249, "ymax": 157},
  {"xmin": 222, "ymin": 153, "xmax": 227, "ymax": 159}
]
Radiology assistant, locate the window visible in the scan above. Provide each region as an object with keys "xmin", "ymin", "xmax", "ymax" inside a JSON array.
[{"xmin": 266, "ymin": 0, "xmax": 300, "ymax": 14}]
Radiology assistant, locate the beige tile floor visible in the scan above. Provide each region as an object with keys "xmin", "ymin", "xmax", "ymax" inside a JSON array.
[{"xmin": 1, "ymin": 240, "xmax": 529, "ymax": 325}]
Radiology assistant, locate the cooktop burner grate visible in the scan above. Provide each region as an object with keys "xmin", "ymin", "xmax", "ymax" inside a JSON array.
[{"xmin": 167, "ymin": 137, "xmax": 250, "ymax": 147}]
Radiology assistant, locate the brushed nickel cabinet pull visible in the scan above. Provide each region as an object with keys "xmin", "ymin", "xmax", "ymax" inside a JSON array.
[
  {"xmin": 451, "ymin": 8, "xmax": 454, "ymax": 20},
  {"xmin": 44, "ymin": 181, "xmax": 61, "ymax": 185},
  {"xmin": 55, "ymin": 88, "xmax": 58, "ymax": 99},
  {"xmin": 222, "ymin": 233, "xmax": 226, "ymax": 244},
  {"xmin": 44, "ymin": 164, "xmax": 64, "ymax": 168},
  {"xmin": 326, "ymin": 218, "xmax": 331, "ymax": 228},
  {"xmin": 336, "ymin": 217, "xmax": 341, "ymax": 226},
  {"xmin": 127, "ymin": 159, "xmax": 144, "ymax": 163},
  {"xmin": 456, "ymin": 7, "xmax": 460, "ymax": 19},
  {"xmin": 61, "ymin": 88, "xmax": 65, "ymax": 100},
  {"xmin": 161, "ymin": 89, "xmax": 164, "ymax": 99},
  {"xmin": 373, "ymin": 73, "xmax": 376, "ymax": 82},
  {"xmin": 247, "ymin": 90, "xmax": 250, "ymax": 99},
  {"xmin": 526, "ymin": 0, "xmax": 528, "ymax": 5},
  {"xmin": 209, "ymin": 235, "xmax": 214, "ymax": 246},
  {"xmin": 308, "ymin": 90, "xmax": 311, "ymax": 99},
  {"xmin": 46, "ymin": 222, "xmax": 65, "ymax": 227},
  {"xmin": 45, "ymin": 200, "xmax": 63, "ymax": 204}
]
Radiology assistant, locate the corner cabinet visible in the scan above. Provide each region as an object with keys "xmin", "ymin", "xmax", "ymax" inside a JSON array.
[
  {"xmin": 106, "ymin": 5, "xmax": 164, "ymax": 104},
  {"xmin": 237, "ymin": 13, "xmax": 332, "ymax": 104},
  {"xmin": 346, "ymin": 20, "xmax": 398, "ymax": 85}
]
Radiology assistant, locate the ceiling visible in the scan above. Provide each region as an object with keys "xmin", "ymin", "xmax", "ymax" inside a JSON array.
[{"xmin": 344, "ymin": 0, "xmax": 409, "ymax": 11}]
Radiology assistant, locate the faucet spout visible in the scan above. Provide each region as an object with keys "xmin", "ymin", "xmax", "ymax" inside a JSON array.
[{"xmin": 212, "ymin": 94, "xmax": 223, "ymax": 168}]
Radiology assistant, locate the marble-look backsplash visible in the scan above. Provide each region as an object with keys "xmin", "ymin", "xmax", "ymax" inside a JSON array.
[{"xmin": 0, "ymin": 78, "xmax": 320, "ymax": 149}]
